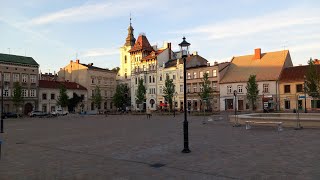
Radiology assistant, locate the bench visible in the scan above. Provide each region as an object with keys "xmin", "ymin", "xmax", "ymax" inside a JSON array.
[{"xmin": 245, "ymin": 121, "xmax": 283, "ymax": 131}]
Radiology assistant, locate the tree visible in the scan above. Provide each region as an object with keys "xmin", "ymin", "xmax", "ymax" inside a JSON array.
[
  {"xmin": 12, "ymin": 82, "xmax": 23, "ymax": 113},
  {"xmin": 111, "ymin": 67, "xmax": 120, "ymax": 73},
  {"xmin": 136, "ymin": 78, "xmax": 146, "ymax": 110},
  {"xmin": 198, "ymin": 72, "xmax": 212, "ymax": 111},
  {"xmin": 57, "ymin": 85, "xmax": 69, "ymax": 110},
  {"xmin": 92, "ymin": 85, "xmax": 102, "ymax": 110},
  {"xmin": 246, "ymin": 75, "xmax": 259, "ymax": 111},
  {"xmin": 305, "ymin": 58, "xmax": 320, "ymax": 98},
  {"xmin": 68, "ymin": 93, "xmax": 82, "ymax": 112},
  {"xmin": 112, "ymin": 84, "xmax": 130, "ymax": 109},
  {"xmin": 163, "ymin": 75, "xmax": 175, "ymax": 111}
]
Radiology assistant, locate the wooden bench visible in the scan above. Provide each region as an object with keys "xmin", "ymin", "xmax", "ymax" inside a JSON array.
[{"xmin": 245, "ymin": 121, "xmax": 283, "ymax": 131}]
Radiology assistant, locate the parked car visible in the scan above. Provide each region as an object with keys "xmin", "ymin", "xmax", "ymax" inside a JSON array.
[
  {"xmin": 1, "ymin": 112, "xmax": 18, "ymax": 119},
  {"xmin": 51, "ymin": 109, "xmax": 68, "ymax": 116},
  {"xmin": 29, "ymin": 111, "xmax": 48, "ymax": 117}
]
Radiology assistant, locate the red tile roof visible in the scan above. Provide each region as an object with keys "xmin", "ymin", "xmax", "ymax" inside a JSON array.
[
  {"xmin": 142, "ymin": 49, "xmax": 165, "ymax": 61},
  {"xmin": 129, "ymin": 34, "xmax": 153, "ymax": 53},
  {"xmin": 279, "ymin": 65, "xmax": 320, "ymax": 82},
  {"xmin": 39, "ymin": 80, "xmax": 87, "ymax": 90}
]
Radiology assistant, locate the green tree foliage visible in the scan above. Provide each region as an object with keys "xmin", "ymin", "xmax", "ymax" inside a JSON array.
[
  {"xmin": 305, "ymin": 58, "xmax": 320, "ymax": 98},
  {"xmin": 136, "ymin": 78, "xmax": 146, "ymax": 108},
  {"xmin": 198, "ymin": 72, "xmax": 212, "ymax": 110},
  {"xmin": 113, "ymin": 84, "xmax": 130, "ymax": 109},
  {"xmin": 12, "ymin": 82, "xmax": 23, "ymax": 113},
  {"xmin": 68, "ymin": 93, "xmax": 82, "ymax": 112},
  {"xmin": 246, "ymin": 74, "xmax": 259, "ymax": 111},
  {"xmin": 57, "ymin": 85, "xmax": 69, "ymax": 109},
  {"xmin": 92, "ymin": 85, "xmax": 102, "ymax": 109},
  {"xmin": 163, "ymin": 75, "xmax": 175, "ymax": 111}
]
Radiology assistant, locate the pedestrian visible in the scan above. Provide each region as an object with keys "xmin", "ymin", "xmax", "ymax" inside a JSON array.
[{"xmin": 147, "ymin": 107, "xmax": 152, "ymax": 119}]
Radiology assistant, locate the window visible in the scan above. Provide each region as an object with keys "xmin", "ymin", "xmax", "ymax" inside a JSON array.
[
  {"xmin": 311, "ymin": 100, "xmax": 320, "ymax": 108},
  {"xmin": 91, "ymin": 78, "xmax": 95, "ymax": 84},
  {"xmin": 263, "ymin": 84, "xmax": 269, "ymax": 93},
  {"xmin": 51, "ymin": 93, "xmax": 55, "ymax": 100},
  {"xmin": 30, "ymin": 89, "xmax": 36, "ymax": 97},
  {"xmin": 212, "ymin": 82, "xmax": 217, "ymax": 91},
  {"xmin": 30, "ymin": 75, "xmax": 36, "ymax": 83},
  {"xmin": 187, "ymin": 85, "xmax": 191, "ymax": 93},
  {"xmin": 159, "ymin": 86, "xmax": 163, "ymax": 94},
  {"xmin": 193, "ymin": 84, "xmax": 197, "ymax": 92},
  {"xmin": 22, "ymin": 89, "xmax": 28, "ymax": 97},
  {"xmin": 296, "ymin": 84, "xmax": 303, "ymax": 93},
  {"xmin": 285, "ymin": 100, "xmax": 290, "ymax": 109},
  {"xmin": 187, "ymin": 73, "xmax": 191, "ymax": 79},
  {"xmin": 193, "ymin": 72, "xmax": 197, "ymax": 79},
  {"xmin": 200, "ymin": 72, "xmax": 203, "ymax": 78},
  {"xmin": 213, "ymin": 70, "xmax": 217, "ymax": 77},
  {"xmin": 152, "ymin": 76, "xmax": 155, "ymax": 83},
  {"xmin": 4, "ymin": 89, "xmax": 9, "ymax": 97},
  {"xmin": 135, "ymin": 78, "xmax": 137, "ymax": 84},
  {"xmin": 173, "ymin": 74, "xmax": 176, "ymax": 80},
  {"xmin": 206, "ymin": 71, "xmax": 210, "ymax": 77},
  {"xmin": 92, "ymin": 90, "xmax": 95, "ymax": 97},
  {"xmin": 160, "ymin": 75, "xmax": 162, "ymax": 81},
  {"xmin": 124, "ymin": 55, "xmax": 127, "ymax": 63},
  {"xmin": 199, "ymin": 83, "xmax": 203, "ymax": 92},
  {"xmin": 180, "ymin": 85, "xmax": 183, "ymax": 92},
  {"xmin": 237, "ymin": 85, "xmax": 243, "ymax": 93},
  {"xmin": 180, "ymin": 70, "xmax": 183, "ymax": 79},
  {"xmin": 166, "ymin": 74, "xmax": 169, "ymax": 80},
  {"xmin": 42, "ymin": 93, "xmax": 47, "ymax": 100},
  {"xmin": 4, "ymin": 73, "xmax": 10, "ymax": 82},
  {"xmin": 284, "ymin": 85, "xmax": 290, "ymax": 93},
  {"xmin": 22, "ymin": 74, "xmax": 28, "ymax": 83},
  {"xmin": 149, "ymin": 76, "xmax": 152, "ymax": 83},
  {"xmin": 13, "ymin": 74, "xmax": 19, "ymax": 82},
  {"xmin": 125, "ymin": 73, "xmax": 127, "ymax": 79},
  {"xmin": 227, "ymin": 86, "xmax": 232, "ymax": 94}
]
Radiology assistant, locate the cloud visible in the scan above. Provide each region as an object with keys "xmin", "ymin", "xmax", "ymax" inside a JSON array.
[
  {"xmin": 172, "ymin": 7, "xmax": 320, "ymax": 40},
  {"xmin": 28, "ymin": 0, "xmax": 157, "ymax": 25},
  {"xmin": 81, "ymin": 48, "xmax": 119, "ymax": 57}
]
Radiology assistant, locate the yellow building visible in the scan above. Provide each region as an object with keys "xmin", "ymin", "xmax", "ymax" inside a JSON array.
[
  {"xmin": 279, "ymin": 65, "xmax": 320, "ymax": 112},
  {"xmin": 58, "ymin": 59, "xmax": 117, "ymax": 112}
]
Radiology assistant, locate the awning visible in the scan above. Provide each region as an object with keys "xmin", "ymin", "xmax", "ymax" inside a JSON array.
[{"xmin": 160, "ymin": 103, "xmax": 168, "ymax": 107}]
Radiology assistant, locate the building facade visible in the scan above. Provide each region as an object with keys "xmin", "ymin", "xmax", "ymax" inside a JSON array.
[
  {"xmin": 220, "ymin": 48, "xmax": 293, "ymax": 111},
  {"xmin": 0, "ymin": 53, "xmax": 39, "ymax": 115},
  {"xmin": 58, "ymin": 60, "xmax": 117, "ymax": 112},
  {"xmin": 38, "ymin": 80, "xmax": 87, "ymax": 113}
]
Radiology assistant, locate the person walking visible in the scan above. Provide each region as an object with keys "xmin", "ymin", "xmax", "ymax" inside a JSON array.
[{"xmin": 147, "ymin": 107, "xmax": 152, "ymax": 119}]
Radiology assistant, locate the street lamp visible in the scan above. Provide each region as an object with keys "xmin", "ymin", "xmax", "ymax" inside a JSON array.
[
  {"xmin": 1, "ymin": 72, "xmax": 4, "ymax": 133},
  {"xmin": 179, "ymin": 37, "xmax": 191, "ymax": 153},
  {"xmin": 304, "ymin": 75, "xmax": 307, "ymax": 113},
  {"xmin": 233, "ymin": 90, "xmax": 241, "ymax": 127},
  {"xmin": 173, "ymin": 92, "xmax": 178, "ymax": 117}
]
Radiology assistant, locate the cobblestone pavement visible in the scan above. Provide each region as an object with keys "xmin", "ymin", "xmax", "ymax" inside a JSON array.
[{"xmin": 0, "ymin": 114, "xmax": 320, "ymax": 180}]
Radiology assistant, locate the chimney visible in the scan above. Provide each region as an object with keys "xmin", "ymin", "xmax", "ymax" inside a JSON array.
[
  {"xmin": 76, "ymin": 59, "xmax": 80, "ymax": 64},
  {"xmin": 70, "ymin": 60, "xmax": 73, "ymax": 64},
  {"xmin": 168, "ymin": 42, "xmax": 171, "ymax": 60},
  {"xmin": 254, "ymin": 48, "xmax": 261, "ymax": 59},
  {"xmin": 193, "ymin": 51, "xmax": 198, "ymax": 56},
  {"xmin": 214, "ymin": 61, "xmax": 218, "ymax": 65}
]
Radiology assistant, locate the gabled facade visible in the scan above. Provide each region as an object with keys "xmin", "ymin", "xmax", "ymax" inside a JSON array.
[
  {"xmin": 0, "ymin": 53, "xmax": 39, "ymax": 115},
  {"xmin": 219, "ymin": 48, "xmax": 293, "ymax": 111},
  {"xmin": 58, "ymin": 60, "xmax": 117, "ymax": 112}
]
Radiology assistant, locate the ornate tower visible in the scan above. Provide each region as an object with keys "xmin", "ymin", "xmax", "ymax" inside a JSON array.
[{"xmin": 119, "ymin": 17, "xmax": 136, "ymax": 81}]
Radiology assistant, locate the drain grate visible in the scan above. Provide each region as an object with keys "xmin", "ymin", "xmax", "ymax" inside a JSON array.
[{"xmin": 149, "ymin": 163, "xmax": 166, "ymax": 168}]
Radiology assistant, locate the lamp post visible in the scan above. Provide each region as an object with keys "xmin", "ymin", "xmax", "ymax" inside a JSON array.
[
  {"xmin": 179, "ymin": 37, "xmax": 191, "ymax": 153},
  {"xmin": 1, "ymin": 72, "xmax": 4, "ymax": 133},
  {"xmin": 233, "ymin": 90, "xmax": 241, "ymax": 127},
  {"xmin": 173, "ymin": 92, "xmax": 178, "ymax": 117},
  {"xmin": 304, "ymin": 75, "xmax": 307, "ymax": 113}
]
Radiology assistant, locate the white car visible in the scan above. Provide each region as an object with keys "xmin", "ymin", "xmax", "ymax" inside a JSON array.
[{"xmin": 51, "ymin": 110, "xmax": 68, "ymax": 116}]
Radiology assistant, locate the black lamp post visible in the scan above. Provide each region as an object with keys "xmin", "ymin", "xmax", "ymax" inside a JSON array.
[
  {"xmin": 1, "ymin": 72, "xmax": 4, "ymax": 133},
  {"xmin": 304, "ymin": 75, "xmax": 307, "ymax": 113},
  {"xmin": 233, "ymin": 90, "xmax": 241, "ymax": 127},
  {"xmin": 179, "ymin": 37, "xmax": 191, "ymax": 153}
]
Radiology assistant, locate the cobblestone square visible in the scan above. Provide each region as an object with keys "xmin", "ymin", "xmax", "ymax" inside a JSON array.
[{"xmin": 0, "ymin": 114, "xmax": 320, "ymax": 179}]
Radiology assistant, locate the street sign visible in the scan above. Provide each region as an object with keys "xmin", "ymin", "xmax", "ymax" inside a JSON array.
[{"xmin": 298, "ymin": 95, "xmax": 306, "ymax": 99}]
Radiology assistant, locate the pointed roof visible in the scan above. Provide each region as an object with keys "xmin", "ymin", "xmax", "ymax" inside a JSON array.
[
  {"xmin": 142, "ymin": 49, "xmax": 165, "ymax": 61},
  {"xmin": 129, "ymin": 34, "xmax": 153, "ymax": 53},
  {"xmin": 220, "ymin": 49, "xmax": 292, "ymax": 83},
  {"xmin": 124, "ymin": 18, "xmax": 136, "ymax": 46}
]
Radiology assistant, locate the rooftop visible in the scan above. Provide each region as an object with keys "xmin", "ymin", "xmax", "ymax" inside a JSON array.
[
  {"xmin": 39, "ymin": 80, "xmax": 87, "ymax": 90},
  {"xmin": 0, "ymin": 53, "xmax": 39, "ymax": 66}
]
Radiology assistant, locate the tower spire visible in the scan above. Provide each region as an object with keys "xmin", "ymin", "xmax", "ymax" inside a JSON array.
[{"xmin": 124, "ymin": 14, "xmax": 136, "ymax": 47}]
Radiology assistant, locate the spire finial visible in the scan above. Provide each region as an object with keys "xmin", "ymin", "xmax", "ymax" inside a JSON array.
[{"xmin": 130, "ymin": 12, "xmax": 132, "ymax": 26}]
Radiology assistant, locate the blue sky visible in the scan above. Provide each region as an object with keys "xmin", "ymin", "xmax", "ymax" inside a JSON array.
[{"xmin": 1, "ymin": 0, "xmax": 320, "ymax": 73}]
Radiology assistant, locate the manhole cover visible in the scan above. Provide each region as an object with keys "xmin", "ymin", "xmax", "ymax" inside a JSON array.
[{"xmin": 149, "ymin": 163, "xmax": 166, "ymax": 168}]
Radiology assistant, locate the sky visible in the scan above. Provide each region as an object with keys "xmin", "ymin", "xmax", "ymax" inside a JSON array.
[{"xmin": 1, "ymin": 0, "xmax": 320, "ymax": 73}]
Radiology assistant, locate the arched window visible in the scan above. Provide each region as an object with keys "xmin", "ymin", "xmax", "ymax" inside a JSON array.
[{"xmin": 124, "ymin": 55, "xmax": 127, "ymax": 63}]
